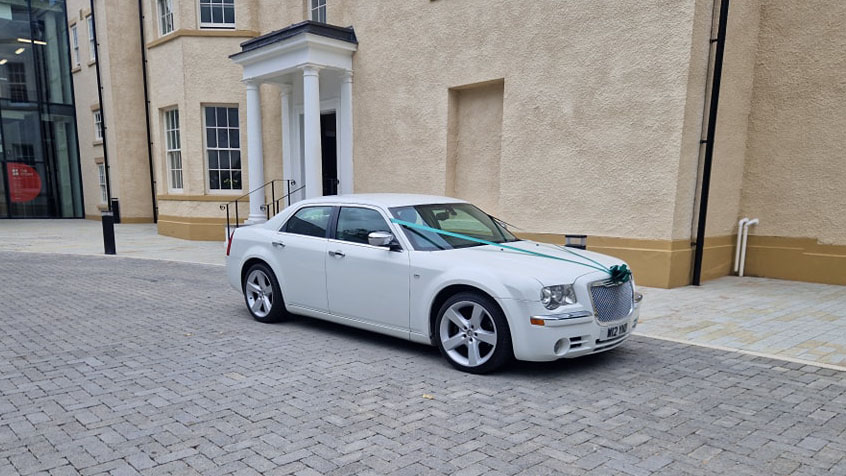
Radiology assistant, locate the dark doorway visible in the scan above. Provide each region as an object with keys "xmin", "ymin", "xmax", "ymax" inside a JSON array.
[{"xmin": 320, "ymin": 112, "xmax": 338, "ymax": 196}]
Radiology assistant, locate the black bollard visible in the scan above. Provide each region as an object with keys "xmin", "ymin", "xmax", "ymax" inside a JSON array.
[{"xmin": 102, "ymin": 211, "xmax": 116, "ymax": 255}]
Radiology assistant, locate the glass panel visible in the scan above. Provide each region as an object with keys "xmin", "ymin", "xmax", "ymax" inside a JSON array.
[
  {"xmin": 336, "ymin": 207, "xmax": 391, "ymax": 244},
  {"xmin": 207, "ymin": 150, "xmax": 218, "ymax": 169},
  {"xmin": 206, "ymin": 126, "xmax": 216, "ymax": 148},
  {"xmin": 229, "ymin": 129, "xmax": 239, "ymax": 148},
  {"xmin": 200, "ymin": 5, "xmax": 211, "ymax": 24},
  {"xmin": 216, "ymin": 107, "xmax": 228, "ymax": 127},
  {"xmin": 285, "ymin": 206, "xmax": 332, "ymax": 238},
  {"xmin": 220, "ymin": 170, "xmax": 231, "ymax": 189},
  {"xmin": 204, "ymin": 106, "xmax": 215, "ymax": 127},
  {"xmin": 223, "ymin": 6, "xmax": 234, "ymax": 24},
  {"xmin": 231, "ymin": 171, "xmax": 241, "ymax": 189},
  {"xmin": 209, "ymin": 170, "xmax": 219, "ymax": 189},
  {"xmin": 218, "ymin": 150, "xmax": 229, "ymax": 169},
  {"xmin": 1, "ymin": 101, "xmax": 51, "ymax": 217},
  {"xmin": 230, "ymin": 150, "xmax": 240, "ymax": 169},
  {"xmin": 217, "ymin": 128, "xmax": 228, "ymax": 148},
  {"xmin": 227, "ymin": 107, "xmax": 237, "ymax": 127},
  {"xmin": 212, "ymin": 5, "xmax": 222, "ymax": 24}
]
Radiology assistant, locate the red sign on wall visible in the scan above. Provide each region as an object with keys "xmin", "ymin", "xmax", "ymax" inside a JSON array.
[{"xmin": 7, "ymin": 163, "xmax": 42, "ymax": 203}]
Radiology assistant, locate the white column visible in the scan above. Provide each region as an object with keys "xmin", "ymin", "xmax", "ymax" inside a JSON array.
[
  {"xmin": 302, "ymin": 65, "xmax": 323, "ymax": 199},
  {"xmin": 339, "ymin": 70, "xmax": 354, "ymax": 195},
  {"xmin": 280, "ymin": 83, "xmax": 295, "ymax": 202},
  {"xmin": 245, "ymin": 80, "xmax": 266, "ymax": 223}
]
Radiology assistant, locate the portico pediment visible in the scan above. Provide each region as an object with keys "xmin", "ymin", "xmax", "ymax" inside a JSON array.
[{"xmin": 230, "ymin": 21, "xmax": 357, "ymax": 82}]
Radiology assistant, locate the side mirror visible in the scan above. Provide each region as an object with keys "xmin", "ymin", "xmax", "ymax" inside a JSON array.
[{"xmin": 368, "ymin": 231, "xmax": 394, "ymax": 247}]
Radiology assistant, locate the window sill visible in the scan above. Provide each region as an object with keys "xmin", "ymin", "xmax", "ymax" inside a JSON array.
[
  {"xmin": 71, "ymin": 65, "xmax": 81, "ymax": 74},
  {"xmin": 93, "ymin": 140, "xmax": 103, "ymax": 146},
  {"xmin": 146, "ymin": 28, "xmax": 259, "ymax": 49},
  {"xmin": 87, "ymin": 59, "xmax": 96, "ymax": 67},
  {"xmin": 97, "ymin": 203, "xmax": 109, "ymax": 211}
]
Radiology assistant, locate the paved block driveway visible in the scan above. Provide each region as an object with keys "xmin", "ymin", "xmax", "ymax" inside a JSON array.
[{"xmin": 1, "ymin": 252, "xmax": 844, "ymax": 475}]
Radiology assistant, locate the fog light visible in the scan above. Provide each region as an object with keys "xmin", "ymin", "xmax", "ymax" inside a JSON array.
[{"xmin": 553, "ymin": 338, "xmax": 569, "ymax": 356}]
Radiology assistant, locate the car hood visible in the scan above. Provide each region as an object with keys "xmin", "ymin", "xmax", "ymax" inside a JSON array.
[{"xmin": 442, "ymin": 240, "xmax": 623, "ymax": 285}]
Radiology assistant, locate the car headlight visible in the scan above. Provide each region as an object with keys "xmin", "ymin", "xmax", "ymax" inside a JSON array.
[{"xmin": 540, "ymin": 284, "xmax": 577, "ymax": 310}]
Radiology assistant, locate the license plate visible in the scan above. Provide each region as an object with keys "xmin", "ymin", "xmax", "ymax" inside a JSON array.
[{"xmin": 602, "ymin": 322, "xmax": 628, "ymax": 340}]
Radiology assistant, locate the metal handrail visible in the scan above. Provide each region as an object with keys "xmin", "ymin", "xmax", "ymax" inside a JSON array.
[
  {"xmin": 220, "ymin": 179, "xmax": 298, "ymax": 237},
  {"xmin": 262, "ymin": 184, "xmax": 306, "ymax": 220}
]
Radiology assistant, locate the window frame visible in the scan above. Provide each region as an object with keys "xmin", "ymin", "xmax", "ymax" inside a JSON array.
[
  {"xmin": 281, "ymin": 205, "xmax": 336, "ymax": 239},
  {"xmin": 163, "ymin": 108, "xmax": 183, "ymax": 191},
  {"xmin": 202, "ymin": 104, "xmax": 242, "ymax": 193},
  {"xmin": 158, "ymin": 0, "xmax": 175, "ymax": 36},
  {"xmin": 198, "ymin": 0, "xmax": 236, "ymax": 29},
  {"xmin": 86, "ymin": 15, "xmax": 96, "ymax": 62},
  {"xmin": 70, "ymin": 24, "xmax": 80, "ymax": 67},
  {"xmin": 309, "ymin": 0, "xmax": 326, "ymax": 23},
  {"xmin": 97, "ymin": 163, "xmax": 107, "ymax": 203},
  {"xmin": 93, "ymin": 110, "xmax": 103, "ymax": 141}
]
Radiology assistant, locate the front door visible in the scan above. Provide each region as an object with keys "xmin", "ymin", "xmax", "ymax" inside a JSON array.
[
  {"xmin": 326, "ymin": 206, "xmax": 410, "ymax": 331},
  {"xmin": 320, "ymin": 112, "xmax": 337, "ymax": 195}
]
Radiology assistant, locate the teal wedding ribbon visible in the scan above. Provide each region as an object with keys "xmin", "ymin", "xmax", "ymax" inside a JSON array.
[{"xmin": 389, "ymin": 218, "xmax": 632, "ymax": 283}]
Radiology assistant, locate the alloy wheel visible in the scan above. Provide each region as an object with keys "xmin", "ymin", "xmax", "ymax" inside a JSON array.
[
  {"xmin": 439, "ymin": 301, "xmax": 498, "ymax": 367},
  {"xmin": 245, "ymin": 269, "xmax": 273, "ymax": 318}
]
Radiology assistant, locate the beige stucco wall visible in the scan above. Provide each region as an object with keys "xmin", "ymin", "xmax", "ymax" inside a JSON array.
[
  {"xmin": 740, "ymin": 0, "xmax": 846, "ymax": 246},
  {"xmin": 342, "ymin": 0, "xmax": 710, "ymax": 243},
  {"xmin": 68, "ymin": 0, "xmax": 152, "ymax": 221}
]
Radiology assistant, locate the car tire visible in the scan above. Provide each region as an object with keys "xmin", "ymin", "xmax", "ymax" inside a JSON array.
[
  {"xmin": 435, "ymin": 292, "xmax": 513, "ymax": 374},
  {"xmin": 242, "ymin": 262, "xmax": 288, "ymax": 323}
]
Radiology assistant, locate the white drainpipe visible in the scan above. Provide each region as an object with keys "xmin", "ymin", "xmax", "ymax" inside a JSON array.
[
  {"xmin": 733, "ymin": 217, "xmax": 749, "ymax": 273},
  {"xmin": 738, "ymin": 218, "xmax": 759, "ymax": 277}
]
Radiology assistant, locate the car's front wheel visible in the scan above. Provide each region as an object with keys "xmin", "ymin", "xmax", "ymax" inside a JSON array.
[
  {"xmin": 435, "ymin": 292, "xmax": 512, "ymax": 374},
  {"xmin": 242, "ymin": 262, "xmax": 287, "ymax": 323}
]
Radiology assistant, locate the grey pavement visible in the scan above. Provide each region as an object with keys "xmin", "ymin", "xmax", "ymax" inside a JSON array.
[
  {"xmin": 0, "ymin": 220, "xmax": 224, "ymax": 265},
  {"xmin": 1, "ymin": 251, "xmax": 844, "ymax": 475}
]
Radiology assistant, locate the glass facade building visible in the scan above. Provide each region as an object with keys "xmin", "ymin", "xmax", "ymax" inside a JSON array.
[{"xmin": 0, "ymin": 0, "xmax": 82, "ymax": 218}]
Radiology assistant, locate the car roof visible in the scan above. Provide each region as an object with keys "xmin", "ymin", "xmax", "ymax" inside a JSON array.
[{"xmin": 293, "ymin": 193, "xmax": 467, "ymax": 208}]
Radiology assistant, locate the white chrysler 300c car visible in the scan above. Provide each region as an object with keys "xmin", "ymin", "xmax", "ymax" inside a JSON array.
[{"xmin": 226, "ymin": 194, "xmax": 642, "ymax": 373}]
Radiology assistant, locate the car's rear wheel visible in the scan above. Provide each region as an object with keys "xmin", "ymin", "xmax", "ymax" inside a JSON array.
[
  {"xmin": 243, "ymin": 263, "xmax": 287, "ymax": 323},
  {"xmin": 435, "ymin": 292, "xmax": 512, "ymax": 374}
]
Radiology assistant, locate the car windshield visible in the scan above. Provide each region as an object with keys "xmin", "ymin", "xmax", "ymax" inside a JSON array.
[{"xmin": 390, "ymin": 203, "xmax": 518, "ymax": 250}]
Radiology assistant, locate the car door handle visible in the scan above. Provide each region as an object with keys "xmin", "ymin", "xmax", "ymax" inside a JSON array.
[
  {"xmin": 272, "ymin": 241, "xmax": 285, "ymax": 248},
  {"xmin": 328, "ymin": 250, "xmax": 345, "ymax": 258}
]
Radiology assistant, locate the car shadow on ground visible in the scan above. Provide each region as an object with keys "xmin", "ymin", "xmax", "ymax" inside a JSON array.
[{"xmin": 249, "ymin": 309, "xmax": 629, "ymax": 378}]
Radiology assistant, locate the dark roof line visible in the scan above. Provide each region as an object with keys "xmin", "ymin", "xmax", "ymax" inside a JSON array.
[{"xmin": 233, "ymin": 20, "xmax": 357, "ymax": 58}]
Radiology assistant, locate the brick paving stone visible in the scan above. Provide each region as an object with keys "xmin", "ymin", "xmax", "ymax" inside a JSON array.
[{"xmin": 0, "ymin": 252, "xmax": 844, "ymax": 475}]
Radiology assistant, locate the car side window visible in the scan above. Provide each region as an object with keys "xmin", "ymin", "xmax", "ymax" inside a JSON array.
[
  {"xmin": 336, "ymin": 207, "xmax": 391, "ymax": 244},
  {"xmin": 283, "ymin": 206, "xmax": 333, "ymax": 238}
]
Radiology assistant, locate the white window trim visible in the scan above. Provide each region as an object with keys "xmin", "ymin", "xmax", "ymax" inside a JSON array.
[
  {"xmin": 158, "ymin": 0, "xmax": 175, "ymax": 36},
  {"xmin": 198, "ymin": 0, "xmax": 236, "ymax": 29},
  {"xmin": 202, "ymin": 104, "xmax": 243, "ymax": 193},
  {"xmin": 70, "ymin": 24, "xmax": 80, "ymax": 66},
  {"xmin": 93, "ymin": 110, "xmax": 103, "ymax": 141},
  {"xmin": 87, "ymin": 16, "xmax": 96, "ymax": 62},
  {"xmin": 97, "ymin": 163, "xmax": 107, "ymax": 203},
  {"xmin": 164, "ymin": 108, "xmax": 183, "ymax": 191},
  {"xmin": 309, "ymin": 0, "xmax": 326, "ymax": 23}
]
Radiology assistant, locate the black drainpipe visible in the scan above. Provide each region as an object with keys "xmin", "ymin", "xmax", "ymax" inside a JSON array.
[
  {"xmin": 691, "ymin": 0, "xmax": 730, "ymax": 286},
  {"xmin": 89, "ymin": 0, "xmax": 112, "ymax": 211},
  {"xmin": 138, "ymin": 0, "xmax": 158, "ymax": 222}
]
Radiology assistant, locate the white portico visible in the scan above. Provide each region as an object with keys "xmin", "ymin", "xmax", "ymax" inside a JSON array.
[{"xmin": 230, "ymin": 21, "xmax": 357, "ymax": 223}]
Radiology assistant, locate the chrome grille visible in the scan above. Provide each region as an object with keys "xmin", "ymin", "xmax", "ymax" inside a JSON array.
[{"xmin": 589, "ymin": 280, "xmax": 634, "ymax": 323}]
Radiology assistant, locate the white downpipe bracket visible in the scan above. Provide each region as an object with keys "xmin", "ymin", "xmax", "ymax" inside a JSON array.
[
  {"xmin": 738, "ymin": 218, "xmax": 759, "ymax": 277},
  {"xmin": 733, "ymin": 217, "xmax": 749, "ymax": 273}
]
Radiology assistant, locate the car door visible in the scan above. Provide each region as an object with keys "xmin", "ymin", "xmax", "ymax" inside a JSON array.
[
  {"xmin": 325, "ymin": 206, "xmax": 411, "ymax": 330},
  {"xmin": 271, "ymin": 205, "xmax": 332, "ymax": 312}
]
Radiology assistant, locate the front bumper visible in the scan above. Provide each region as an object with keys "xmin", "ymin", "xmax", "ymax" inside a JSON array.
[{"xmin": 499, "ymin": 296, "xmax": 641, "ymax": 362}]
